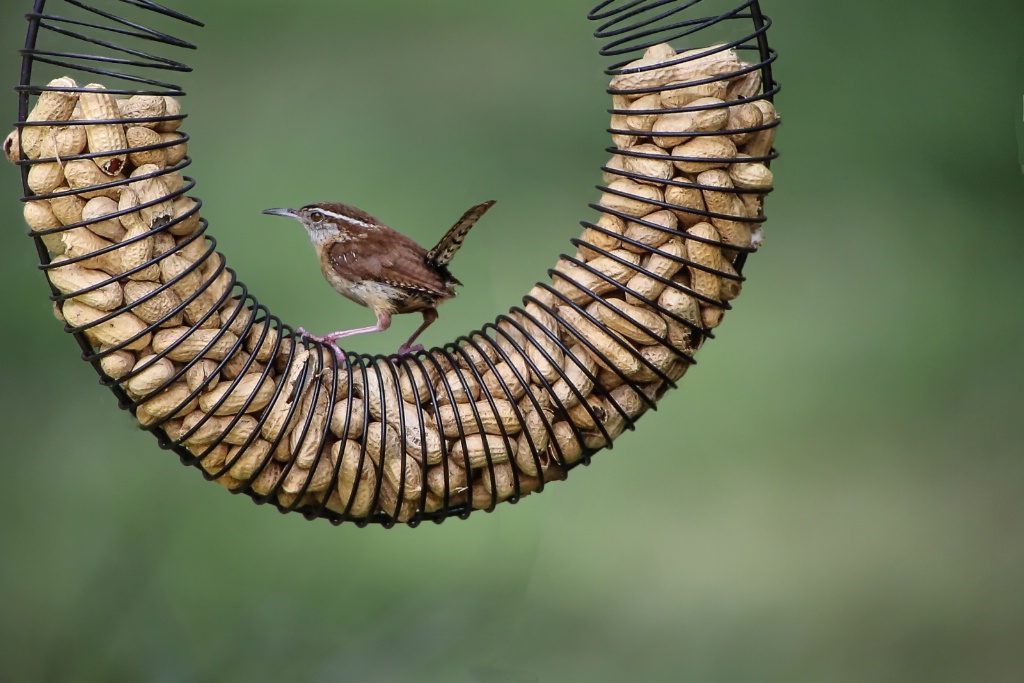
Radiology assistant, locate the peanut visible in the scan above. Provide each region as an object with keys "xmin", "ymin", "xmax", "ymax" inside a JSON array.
[
  {"xmin": 48, "ymin": 188, "xmax": 86, "ymax": 227},
  {"xmin": 381, "ymin": 450, "xmax": 424, "ymax": 500},
  {"xmin": 659, "ymin": 286, "xmax": 703, "ymax": 353},
  {"xmin": 62, "ymin": 299, "xmax": 151, "ymax": 351},
  {"xmin": 624, "ymin": 94, "xmax": 663, "ymax": 133},
  {"xmin": 621, "ymin": 144, "xmax": 674, "ymax": 186},
  {"xmin": 552, "ymin": 251, "xmax": 641, "ymax": 304},
  {"xmin": 727, "ymin": 68, "xmax": 762, "ymax": 101},
  {"xmin": 624, "ymin": 238, "xmax": 687, "ymax": 306},
  {"xmin": 664, "ymin": 178, "xmax": 708, "ymax": 227},
  {"xmin": 27, "ymin": 162, "xmax": 65, "ymax": 195},
  {"xmin": 728, "ymin": 158, "xmax": 774, "ymax": 190},
  {"xmin": 282, "ymin": 447, "xmax": 337, "ymax": 495},
  {"xmin": 725, "ymin": 102, "xmax": 763, "ymax": 145},
  {"xmin": 621, "ymin": 209, "xmax": 677, "ymax": 253},
  {"xmin": 671, "ymin": 136, "xmax": 737, "ymax": 174},
  {"xmin": 610, "ymin": 114, "xmax": 637, "ymax": 150},
  {"xmin": 21, "ymin": 77, "xmax": 79, "ymax": 156},
  {"xmin": 157, "ymin": 96, "xmax": 183, "ymax": 133},
  {"xmin": 685, "ymin": 222, "xmax": 723, "ymax": 303},
  {"xmin": 436, "ymin": 399, "xmax": 522, "ymax": 439},
  {"xmin": 137, "ymin": 381, "xmax": 198, "ymax": 424},
  {"xmin": 169, "ymin": 196, "xmax": 200, "ymax": 236},
  {"xmin": 226, "ymin": 439, "xmax": 273, "ymax": 482},
  {"xmin": 250, "ymin": 461, "xmax": 286, "ymax": 497},
  {"xmin": 557, "ymin": 304, "xmax": 641, "ymax": 378},
  {"xmin": 450, "ymin": 433, "xmax": 517, "ymax": 470},
  {"xmin": 199, "ymin": 373, "xmax": 276, "ymax": 416},
  {"xmin": 651, "ymin": 97, "xmax": 728, "ymax": 148},
  {"xmin": 590, "ymin": 298, "xmax": 668, "ymax": 344},
  {"xmin": 160, "ymin": 132, "xmax": 188, "ymax": 165},
  {"xmin": 64, "ymin": 158, "xmax": 124, "ymax": 199},
  {"xmin": 79, "ymin": 84, "xmax": 128, "ymax": 175},
  {"xmin": 185, "ymin": 359, "xmax": 220, "ymax": 394},
  {"xmin": 125, "ymin": 355, "xmax": 176, "ymax": 398},
  {"xmin": 479, "ymin": 460, "xmax": 529, "ymax": 503},
  {"xmin": 99, "ymin": 349, "xmax": 136, "ymax": 381},
  {"xmin": 518, "ymin": 304, "xmax": 565, "ymax": 384},
  {"xmin": 744, "ymin": 99, "xmax": 778, "ymax": 158},
  {"xmin": 37, "ymin": 125, "xmax": 87, "ymax": 160},
  {"xmin": 697, "ymin": 169, "xmax": 752, "ymax": 249},
  {"xmin": 118, "ymin": 95, "xmax": 166, "ymax": 128},
  {"xmin": 514, "ymin": 408, "xmax": 554, "ymax": 476},
  {"xmin": 81, "ymin": 196, "xmax": 126, "ymax": 241},
  {"xmin": 260, "ymin": 348, "xmax": 312, "ymax": 442},
  {"xmin": 128, "ymin": 164, "xmax": 174, "ymax": 226},
  {"xmin": 23, "ymin": 200, "xmax": 65, "ymax": 254},
  {"xmin": 328, "ymin": 440, "xmax": 378, "ymax": 517},
  {"xmin": 126, "ymin": 126, "xmax": 166, "ymax": 168},
  {"xmin": 579, "ymin": 213, "xmax": 623, "ymax": 260},
  {"xmin": 426, "ymin": 458, "xmax": 468, "ymax": 498},
  {"xmin": 610, "ymin": 44, "xmax": 742, "ymax": 95},
  {"xmin": 550, "ymin": 344, "xmax": 598, "ymax": 410},
  {"xmin": 660, "ymin": 80, "xmax": 728, "ymax": 109},
  {"xmin": 600, "ymin": 178, "xmax": 664, "ymax": 218},
  {"xmin": 329, "ymin": 397, "xmax": 367, "ymax": 440},
  {"xmin": 60, "ymin": 227, "xmax": 121, "ymax": 274},
  {"xmin": 151, "ymin": 327, "xmax": 239, "ymax": 362},
  {"xmin": 47, "ymin": 256, "xmax": 123, "ymax": 311},
  {"xmin": 123, "ymin": 280, "xmax": 184, "ymax": 326},
  {"xmin": 3, "ymin": 129, "xmax": 21, "ymax": 164},
  {"xmin": 549, "ymin": 421, "xmax": 585, "ymax": 466},
  {"xmin": 603, "ymin": 153, "xmax": 628, "ymax": 185}
]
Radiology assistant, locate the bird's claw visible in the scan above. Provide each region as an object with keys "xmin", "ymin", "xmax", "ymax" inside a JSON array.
[
  {"xmin": 395, "ymin": 343, "xmax": 425, "ymax": 356},
  {"xmin": 295, "ymin": 327, "xmax": 347, "ymax": 363}
]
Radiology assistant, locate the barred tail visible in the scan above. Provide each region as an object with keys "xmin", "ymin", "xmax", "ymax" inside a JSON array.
[{"xmin": 426, "ymin": 200, "xmax": 496, "ymax": 267}]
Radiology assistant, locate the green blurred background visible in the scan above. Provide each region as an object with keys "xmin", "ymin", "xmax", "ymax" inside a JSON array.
[{"xmin": 1, "ymin": 1, "xmax": 1022, "ymax": 681}]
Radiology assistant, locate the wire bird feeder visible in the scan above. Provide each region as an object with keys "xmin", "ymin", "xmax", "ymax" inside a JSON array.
[{"xmin": 9, "ymin": 0, "xmax": 779, "ymax": 527}]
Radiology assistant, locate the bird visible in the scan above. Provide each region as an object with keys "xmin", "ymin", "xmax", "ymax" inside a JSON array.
[{"xmin": 261, "ymin": 200, "xmax": 496, "ymax": 358}]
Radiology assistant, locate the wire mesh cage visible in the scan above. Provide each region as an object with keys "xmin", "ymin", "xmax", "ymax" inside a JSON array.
[{"xmin": 9, "ymin": 0, "xmax": 778, "ymax": 527}]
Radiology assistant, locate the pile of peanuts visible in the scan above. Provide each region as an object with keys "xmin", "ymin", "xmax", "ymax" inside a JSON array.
[{"xmin": 7, "ymin": 42, "xmax": 775, "ymax": 524}]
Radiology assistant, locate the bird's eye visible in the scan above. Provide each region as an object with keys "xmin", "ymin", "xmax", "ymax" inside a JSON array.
[{"xmin": 309, "ymin": 211, "xmax": 325, "ymax": 223}]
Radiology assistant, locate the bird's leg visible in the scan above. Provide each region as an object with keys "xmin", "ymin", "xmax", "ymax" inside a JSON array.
[
  {"xmin": 321, "ymin": 311, "xmax": 393, "ymax": 343},
  {"xmin": 297, "ymin": 311, "xmax": 392, "ymax": 361},
  {"xmin": 396, "ymin": 309, "xmax": 438, "ymax": 355}
]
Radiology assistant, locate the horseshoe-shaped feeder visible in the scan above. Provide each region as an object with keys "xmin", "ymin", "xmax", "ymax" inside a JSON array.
[{"xmin": 8, "ymin": 0, "xmax": 778, "ymax": 527}]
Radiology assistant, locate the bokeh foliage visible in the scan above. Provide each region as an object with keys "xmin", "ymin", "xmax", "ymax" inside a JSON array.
[{"xmin": 0, "ymin": 1, "xmax": 1022, "ymax": 681}]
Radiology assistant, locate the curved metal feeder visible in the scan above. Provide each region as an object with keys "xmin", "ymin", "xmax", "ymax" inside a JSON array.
[{"xmin": 11, "ymin": 0, "xmax": 779, "ymax": 527}]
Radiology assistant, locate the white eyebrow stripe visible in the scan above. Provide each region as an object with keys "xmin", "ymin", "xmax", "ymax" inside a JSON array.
[{"xmin": 320, "ymin": 209, "xmax": 376, "ymax": 230}]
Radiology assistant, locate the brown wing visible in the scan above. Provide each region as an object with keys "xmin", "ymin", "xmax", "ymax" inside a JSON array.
[
  {"xmin": 328, "ymin": 240, "xmax": 450, "ymax": 298},
  {"xmin": 426, "ymin": 200, "xmax": 495, "ymax": 268}
]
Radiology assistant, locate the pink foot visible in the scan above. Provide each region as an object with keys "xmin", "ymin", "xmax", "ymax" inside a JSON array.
[
  {"xmin": 396, "ymin": 343, "xmax": 424, "ymax": 356},
  {"xmin": 296, "ymin": 327, "xmax": 346, "ymax": 363}
]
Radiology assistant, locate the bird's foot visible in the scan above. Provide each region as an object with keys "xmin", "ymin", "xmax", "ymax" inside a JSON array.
[
  {"xmin": 295, "ymin": 327, "xmax": 347, "ymax": 363},
  {"xmin": 395, "ymin": 342, "xmax": 425, "ymax": 356}
]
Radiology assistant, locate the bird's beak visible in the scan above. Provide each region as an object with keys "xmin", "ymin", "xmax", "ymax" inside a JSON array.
[{"xmin": 262, "ymin": 208, "xmax": 298, "ymax": 219}]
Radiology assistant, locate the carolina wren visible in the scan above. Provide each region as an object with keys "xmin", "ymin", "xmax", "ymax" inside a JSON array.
[{"xmin": 262, "ymin": 200, "xmax": 495, "ymax": 357}]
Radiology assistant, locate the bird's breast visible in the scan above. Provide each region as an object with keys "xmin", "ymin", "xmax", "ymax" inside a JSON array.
[{"xmin": 319, "ymin": 249, "xmax": 368, "ymax": 307}]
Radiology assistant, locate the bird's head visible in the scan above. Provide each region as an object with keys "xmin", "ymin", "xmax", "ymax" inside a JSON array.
[{"xmin": 261, "ymin": 204, "xmax": 352, "ymax": 246}]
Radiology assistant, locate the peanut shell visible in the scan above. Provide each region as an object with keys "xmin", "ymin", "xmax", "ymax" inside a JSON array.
[
  {"xmin": 199, "ymin": 373, "xmax": 276, "ymax": 416},
  {"xmin": 79, "ymin": 85, "xmax": 128, "ymax": 175},
  {"xmin": 61, "ymin": 299, "xmax": 151, "ymax": 351},
  {"xmin": 81, "ymin": 196, "xmax": 126, "ymax": 241},
  {"xmin": 671, "ymin": 136, "xmax": 737, "ymax": 174},
  {"xmin": 47, "ymin": 257, "xmax": 123, "ymax": 311}
]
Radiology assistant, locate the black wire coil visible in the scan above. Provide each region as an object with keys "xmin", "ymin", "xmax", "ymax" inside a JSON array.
[{"xmin": 14, "ymin": 0, "xmax": 778, "ymax": 527}]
